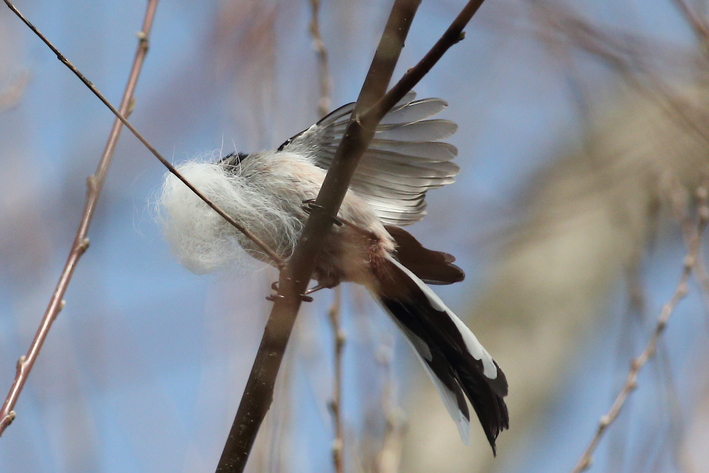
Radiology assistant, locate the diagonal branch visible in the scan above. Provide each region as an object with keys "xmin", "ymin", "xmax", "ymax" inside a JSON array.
[
  {"xmin": 668, "ymin": 0, "xmax": 709, "ymax": 53},
  {"xmin": 215, "ymin": 0, "xmax": 489, "ymax": 471},
  {"xmin": 215, "ymin": 1, "xmax": 419, "ymax": 471},
  {"xmin": 0, "ymin": 0, "xmax": 160, "ymax": 435},
  {"xmin": 2, "ymin": 0, "xmax": 284, "ymax": 268},
  {"xmin": 364, "ymin": 0, "xmax": 486, "ymax": 125},
  {"xmin": 570, "ymin": 181, "xmax": 709, "ymax": 473}
]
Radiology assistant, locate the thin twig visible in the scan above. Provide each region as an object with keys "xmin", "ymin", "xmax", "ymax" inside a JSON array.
[
  {"xmin": 309, "ymin": 0, "xmax": 331, "ymax": 117},
  {"xmin": 309, "ymin": 3, "xmax": 341, "ymax": 470},
  {"xmin": 215, "ymin": 0, "xmax": 489, "ymax": 471},
  {"xmin": 2, "ymin": 0, "xmax": 284, "ymax": 268},
  {"xmin": 375, "ymin": 341, "xmax": 406, "ymax": 473},
  {"xmin": 571, "ymin": 181, "xmax": 709, "ymax": 473},
  {"xmin": 669, "ymin": 0, "xmax": 709, "ymax": 54},
  {"xmin": 535, "ymin": 2, "xmax": 709, "ymax": 149},
  {"xmin": 670, "ymin": 180, "xmax": 709, "ymax": 321},
  {"xmin": 0, "ymin": 0, "xmax": 160, "ymax": 435},
  {"xmin": 327, "ymin": 287, "xmax": 345, "ymax": 473},
  {"xmin": 363, "ymin": 0, "xmax": 486, "ymax": 126}
]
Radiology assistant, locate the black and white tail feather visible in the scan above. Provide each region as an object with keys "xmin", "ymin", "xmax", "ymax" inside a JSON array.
[
  {"xmin": 159, "ymin": 92, "xmax": 509, "ymax": 453},
  {"xmin": 380, "ymin": 254, "xmax": 508, "ymax": 451}
]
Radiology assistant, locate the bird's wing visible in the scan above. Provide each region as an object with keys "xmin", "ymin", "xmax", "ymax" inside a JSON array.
[{"xmin": 279, "ymin": 92, "xmax": 459, "ymax": 226}]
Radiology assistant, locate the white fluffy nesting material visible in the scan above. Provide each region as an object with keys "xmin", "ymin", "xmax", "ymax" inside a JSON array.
[{"xmin": 158, "ymin": 158, "xmax": 301, "ymax": 274}]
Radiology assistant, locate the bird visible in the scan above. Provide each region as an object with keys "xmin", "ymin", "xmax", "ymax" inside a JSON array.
[{"xmin": 159, "ymin": 92, "xmax": 509, "ymax": 453}]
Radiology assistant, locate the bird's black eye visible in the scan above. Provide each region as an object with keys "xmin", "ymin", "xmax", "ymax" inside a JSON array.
[
  {"xmin": 278, "ymin": 129, "xmax": 306, "ymax": 151},
  {"xmin": 277, "ymin": 139, "xmax": 291, "ymax": 152},
  {"xmin": 219, "ymin": 152, "xmax": 250, "ymax": 168}
]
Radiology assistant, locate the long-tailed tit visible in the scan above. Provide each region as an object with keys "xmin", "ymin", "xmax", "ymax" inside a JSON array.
[{"xmin": 159, "ymin": 92, "xmax": 509, "ymax": 453}]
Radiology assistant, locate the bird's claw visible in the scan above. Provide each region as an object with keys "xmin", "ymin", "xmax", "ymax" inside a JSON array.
[
  {"xmin": 302, "ymin": 199, "xmax": 343, "ymax": 226},
  {"xmin": 266, "ymin": 280, "xmax": 314, "ymax": 303}
]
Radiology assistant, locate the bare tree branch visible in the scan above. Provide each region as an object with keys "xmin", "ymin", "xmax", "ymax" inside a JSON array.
[
  {"xmin": 214, "ymin": 0, "xmax": 420, "ymax": 471},
  {"xmin": 365, "ymin": 0, "xmax": 486, "ymax": 125},
  {"xmin": 215, "ymin": 0, "xmax": 490, "ymax": 471},
  {"xmin": 669, "ymin": 0, "xmax": 709, "ymax": 53},
  {"xmin": 571, "ymin": 180, "xmax": 709, "ymax": 473},
  {"xmin": 308, "ymin": 3, "xmax": 342, "ymax": 470},
  {"xmin": 375, "ymin": 341, "xmax": 407, "ymax": 473},
  {"xmin": 2, "ymin": 0, "xmax": 285, "ymax": 268},
  {"xmin": 0, "ymin": 0, "xmax": 160, "ymax": 435},
  {"xmin": 309, "ymin": 0, "xmax": 331, "ymax": 117},
  {"xmin": 327, "ymin": 287, "xmax": 345, "ymax": 473}
]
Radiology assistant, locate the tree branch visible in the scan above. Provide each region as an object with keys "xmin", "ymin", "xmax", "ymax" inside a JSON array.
[
  {"xmin": 309, "ymin": 0, "xmax": 332, "ymax": 117},
  {"xmin": 215, "ymin": 0, "xmax": 489, "ymax": 471},
  {"xmin": 570, "ymin": 181, "xmax": 709, "ymax": 473},
  {"xmin": 214, "ymin": 1, "xmax": 419, "ymax": 471},
  {"xmin": 0, "ymin": 0, "xmax": 160, "ymax": 435},
  {"xmin": 2, "ymin": 0, "xmax": 285, "ymax": 268},
  {"xmin": 327, "ymin": 287, "xmax": 345, "ymax": 473},
  {"xmin": 364, "ymin": 0, "xmax": 486, "ymax": 125}
]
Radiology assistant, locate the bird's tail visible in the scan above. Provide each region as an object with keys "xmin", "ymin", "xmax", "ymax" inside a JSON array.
[{"xmin": 373, "ymin": 253, "xmax": 509, "ymax": 454}]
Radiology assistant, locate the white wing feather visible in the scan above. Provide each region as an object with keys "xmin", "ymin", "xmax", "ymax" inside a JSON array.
[{"xmin": 280, "ymin": 92, "xmax": 460, "ymax": 226}]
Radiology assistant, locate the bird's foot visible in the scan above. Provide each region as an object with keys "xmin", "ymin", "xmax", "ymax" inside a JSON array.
[
  {"xmin": 267, "ymin": 280, "xmax": 315, "ymax": 303},
  {"xmin": 302, "ymin": 199, "xmax": 343, "ymax": 226},
  {"xmin": 302, "ymin": 199, "xmax": 378, "ymax": 240}
]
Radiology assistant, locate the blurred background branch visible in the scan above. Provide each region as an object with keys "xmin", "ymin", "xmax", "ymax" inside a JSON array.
[
  {"xmin": 0, "ymin": 0, "xmax": 159, "ymax": 437},
  {"xmin": 572, "ymin": 181, "xmax": 709, "ymax": 472},
  {"xmin": 1, "ymin": 0, "xmax": 709, "ymax": 472}
]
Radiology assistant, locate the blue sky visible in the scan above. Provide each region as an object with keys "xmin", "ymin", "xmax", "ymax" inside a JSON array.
[{"xmin": 0, "ymin": 1, "xmax": 707, "ymax": 472}]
